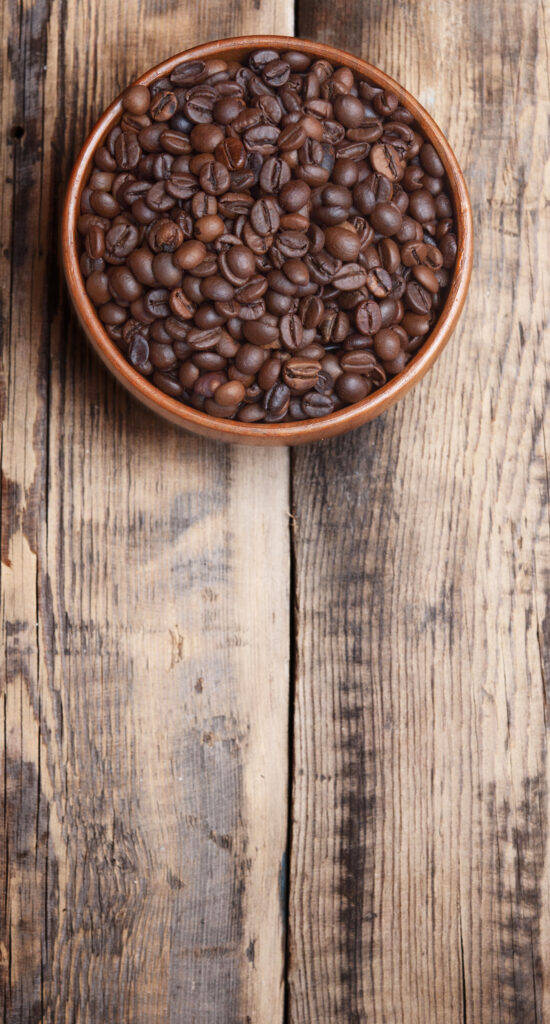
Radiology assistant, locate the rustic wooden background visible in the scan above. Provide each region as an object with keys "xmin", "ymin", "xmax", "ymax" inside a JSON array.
[{"xmin": 1, "ymin": 0, "xmax": 548, "ymax": 1021}]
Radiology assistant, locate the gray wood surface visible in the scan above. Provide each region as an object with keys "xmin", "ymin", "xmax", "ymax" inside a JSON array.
[
  {"xmin": 1, "ymin": 0, "xmax": 548, "ymax": 1021},
  {"xmin": 0, "ymin": 2, "xmax": 291, "ymax": 1021},
  {"xmin": 289, "ymin": 0, "xmax": 550, "ymax": 1021}
]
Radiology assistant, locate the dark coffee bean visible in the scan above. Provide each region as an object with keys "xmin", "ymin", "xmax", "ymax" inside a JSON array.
[
  {"xmin": 148, "ymin": 219, "xmax": 183, "ymax": 253},
  {"xmin": 423, "ymin": 243, "xmax": 444, "ymax": 269},
  {"xmin": 86, "ymin": 270, "xmax": 111, "ymax": 305},
  {"xmin": 402, "ymin": 312, "xmax": 431, "ymax": 336},
  {"xmin": 400, "ymin": 241, "xmax": 429, "ymax": 266},
  {"xmin": 149, "ymin": 341, "xmax": 177, "ymax": 370},
  {"xmin": 440, "ymin": 233, "xmax": 458, "ymax": 268},
  {"xmin": 215, "ymin": 137, "xmax": 246, "ymax": 171},
  {"xmin": 241, "ymin": 314, "xmax": 279, "ymax": 346},
  {"xmin": 365, "ymin": 267, "xmax": 392, "ymax": 297},
  {"xmin": 123, "ymin": 84, "xmax": 151, "ymax": 115},
  {"xmin": 374, "ymin": 328, "xmax": 401, "ymax": 361},
  {"xmin": 234, "ymin": 275, "xmax": 268, "ymax": 303},
  {"xmin": 336, "ymin": 372, "xmax": 370, "ymax": 403},
  {"xmin": 114, "ymin": 131, "xmax": 141, "ymax": 170},
  {"xmin": 236, "ymin": 343, "xmax": 267, "ymax": 374},
  {"xmin": 262, "ymin": 59, "xmax": 291, "ymax": 88},
  {"xmin": 332, "ymin": 263, "xmax": 367, "ymax": 291},
  {"xmin": 264, "ymin": 382, "xmax": 290, "ymax": 421},
  {"xmin": 412, "ymin": 264, "xmax": 439, "ymax": 293},
  {"xmin": 405, "ymin": 280, "xmax": 432, "ymax": 314},
  {"xmin": 215, "ymin": 380, "xmax": 245, "ymax": 406},
  {"xmin": 408, "ymin": 189, "xmax": 437, "ymax": 223},
  {"xmin": 128, "ymin": 334, "xmax": 152, "ymax": 373},
  {"xmin": 170, "ymin": 60, "xmax": 207, "ymax": 86},
  {"xmin": 370, "ymin": 201, "xmax": 402, "ymax": 236},
  {"xmin": 301, "ymin": 391, "xmax": 335, "ymax": 417},
  {"xmin": 169, "ymin": 288, "xmax": 195, "ymax": 318},
  {"xmin": 104, "ymin": 222, "xmax": 139, "ymax": 262},
  {"xmin": 199, "ymin": 160, "xmax": 231, "ymax": 195},
  {"xmin": 257, "ymin": 356, "xmax": 282, "ymax": 392},
  {"xmin": 108, "ymin": 265, "xmax": 143, "ymax": 303},
  {"xmin": 379, "ymin": 238, "xmax": 400, "ymax": 273},
  {"xmin": 280, "ymin": 313, "xmax": 304, "ymax": 352},
  {"xmin": 194, "ymin": 215, "xmax": 225, "ymax": 242},
  {"xmin": 213, "ymin": 95, "xmax": 245, "ymax": 124},
  {"xmin": 226, "ymin": 245, "xmax": 256, "ymax": 280},
  {"xmin": 369, "ymin": 142, "xmax": 404, "ymax": 181},
  {"xmin": 243, "ymin": 124, "xmax": 280, "ymax": 155},
  {"xmin": 200, "ymin": 275, "xmax": 234, "ymax": 302},
  {"xmin": 324, "ymin": 226, "xmax": 361, "ymax": 260},
  {"xmin": 299, "ymin": 295, "xmax": 324, "ymax": 328},
  {"xmin": 250, "ymin": 198, "xmax": 281, "ymax": 236},
  {"xmin": 420, "ymin": 142, "xmax": 444, "ymax": 177},
  {"xmin": 355, "ymin": 299, "xmax": 382, "ymax": 335},
  {"xmin": 194, "ymin": 371, "xmax": 227, "ymax": 398},
  {"xmin": 237, "ymin": 402, "xmax": 265, "ymax": 422},
  {"xmin": 150, "ymin": 90, "xmax": 178, "ymax": 122},
  {"xmin": 377, "ymin": 296, "xmax": 402, "ymax": 327},
  {"xmin": 283, "ymin": 357, "xmax": 321, "ymax": 393}
]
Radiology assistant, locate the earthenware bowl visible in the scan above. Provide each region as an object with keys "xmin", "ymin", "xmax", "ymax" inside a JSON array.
[{"xmin": 62, "ymin": 35, "xmax": 473, "ymax": 445}]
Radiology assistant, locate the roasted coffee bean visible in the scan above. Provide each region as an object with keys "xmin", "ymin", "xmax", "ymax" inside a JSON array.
[
  {"xmin": 194, "ymin": 214, "xmax": 225, "ymax": 242},
  {"xmin": 81, "ymin": 50, "xmax": 456, "ymax": 421},
  {"xmin": 365, "ymin": 267, "xmax": 392, "ymax": 297},
  {"xmin": 250, "ymin": 197, "xmax": 281, "ymax": 235},
  {"xmin": 264, "ymin": 382, "xmax": 290, "ymax": 421},
  {"xmin": 299, "ymin": 391, "xmax": 333, "ymax": 417},
  {"xmin": 199, "ymin": 160, "xmax": 231, "ymax": 195},
  {"xmin": 440, "ymin": 232, "xmax": 458, "ymax": 268},
  {"xmin": 104, "ymin": 222, "xmax": 139, "ymax": 262},
  {"xmin": 324, "ymin": 225, "xmax": 361, "ymax": 260},
  {"xmin": 282, "ymin": 356, "xmax": 321, "ymax": 393},
  {"xmin": 86, "ymin": 270, "xmax": 111, "ymax": 305},
  {"xmin": 355, "ymin": 298, "xmax": 382, "ymax": 335},
  {"xmin": 336, "ymin": 371, "xmax": 370, "ymax": 403},
  {"xmin": 369, "ymin": 201, "xmax": 402, "ymax": 236},
  {"xmin": 332, "ymin": 263, "xmax": 367, "ymax": 291},
  {"xmin": 405, "ymin": 280, "xmax": 432, "ymax": 314},
  {"xmin": 148, "ymin": 219, "xmax": 183, "ymax": 253},
  {"xmin": 280, "ymin": 313, "xmax": 304, "ymax": 352},
  {"xmin": 123, "ymin": 84, "xmax": 151, "ymax": 115}
]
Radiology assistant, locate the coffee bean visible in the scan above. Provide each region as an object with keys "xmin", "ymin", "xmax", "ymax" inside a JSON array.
[
  {"xmin": 332, "ymin": 263, "xmax": 367, "ymax": 291},
  {"xmin": 123, "ymin": 84, "xmax": 151, "ymax": 115},
  {"xmin": 336, "ymin": 372, "xmax": 370, "ymax": 403},
  {"xmin": 323, "ymin": 225, "xmax": 360, "ymax": 260},
  {"xmin": 82, "ymin": 50, "xmax": 456, "ymax": 420},
  {"xmin": 405, "ymin": 280, "xmax": 432, "ymax": 314},
  {"xmin": 280, "ymin": 313, "xmax": 305, "ymax": 352},
  {"xmin": 148, "ymin": 219, "xmax": 183, "ymax": 253},
  {"xmin": 250, "ymin": 198, "xmax": 281, "ymax": 235},
  {"xmin": 264, "ymin": 382, "xmax": 290, "ymax": 421},
  {"xmin": 355, "ymin": 299, "xmax": 382, "ymax": 335},
  {"xmin": 302, "ymin": 391, "xmax": 335, "ymax": 417},
  {"xmin": 194, "ymin": 215, "xmax": 225, "ymax": 242}
]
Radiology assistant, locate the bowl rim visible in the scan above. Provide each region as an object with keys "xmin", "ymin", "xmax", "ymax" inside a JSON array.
[{"xmin": 62, "ymin": 34, "xmax": 474, "ymax": 445}]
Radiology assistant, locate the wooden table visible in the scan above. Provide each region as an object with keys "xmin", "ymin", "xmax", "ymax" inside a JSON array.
[{"xmin": 1, "ymin": 0, "xmax": 548, "ymax": 1020}]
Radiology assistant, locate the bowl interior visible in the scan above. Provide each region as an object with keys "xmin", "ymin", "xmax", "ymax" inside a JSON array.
[{"xmin": 62, "ymin": 35, "xmax": 473, "ymax": 445}]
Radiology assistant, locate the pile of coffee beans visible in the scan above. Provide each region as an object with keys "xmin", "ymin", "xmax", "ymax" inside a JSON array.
[{"xmin": 78, "ymin": 49, "xmax": 457, "ymax": 422}]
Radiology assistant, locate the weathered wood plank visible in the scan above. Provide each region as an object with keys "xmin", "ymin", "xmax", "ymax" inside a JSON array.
[
  {"xmin": 289, "ymin": 1, "xmax": 549, "ymax": 1021},
  {"xmin": 1, "ymin": 3, "xmax": 292, "ymax": 1022}
]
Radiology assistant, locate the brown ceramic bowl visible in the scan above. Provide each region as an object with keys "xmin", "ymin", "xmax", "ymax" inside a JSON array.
[{"xmin": 62, "ymin": 35, "xmax": 473, "ymax": 446}]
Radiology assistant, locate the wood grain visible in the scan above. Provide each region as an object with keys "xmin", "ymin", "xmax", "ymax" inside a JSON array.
[
  {"xmin": 0, "ymin": 2, "xmax": 291, "ymax": 1022},
  {"xmin": 289, "ymin": 1, "xmax": 550, "ymax": 1022}
]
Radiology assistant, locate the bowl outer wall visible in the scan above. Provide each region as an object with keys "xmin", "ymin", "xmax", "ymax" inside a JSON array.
[{"xmin": 62, "ymin": 34, "xmax": 474, "ymax": 446}]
